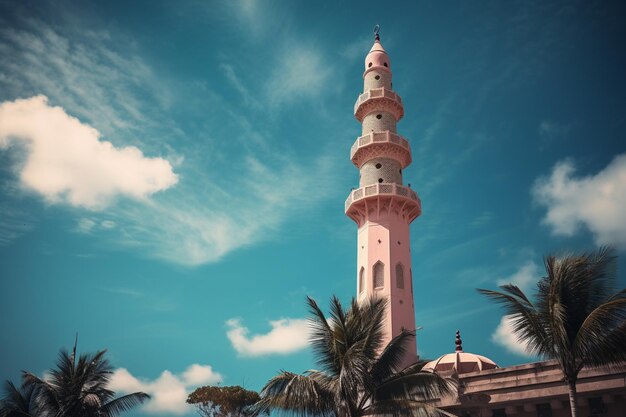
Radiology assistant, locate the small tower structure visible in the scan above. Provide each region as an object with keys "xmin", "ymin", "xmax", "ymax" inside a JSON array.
[{"xmin": 345, "ymin": 29, "xmax": 421, "ymax": 368}]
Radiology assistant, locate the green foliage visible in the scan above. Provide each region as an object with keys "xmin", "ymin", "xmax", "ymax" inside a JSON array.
[
  {"xmin": 0, "ymin": 341, "xmax": 149, "ymax": 417},
  {"xmin": 478, "ymin": 246, "xmax": 626, "ymax": 417},
  {"xmin": 187, "ymin": 386, "xmax": 263, "ymax": 417},
  {"xmin": 257, "ymin": 296, "xmax": 453, "ymax": 417}
]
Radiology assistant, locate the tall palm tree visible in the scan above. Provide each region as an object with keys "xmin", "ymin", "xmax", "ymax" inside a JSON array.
[
  {"xmin": 478, "ymin": 247, "xmax": 626, "ymax": 417},
  {"xmin": 17, "ymin": 341, "xmax": 150, "ymax": 417},
  {"xmin": 257, "ymin": 296, "xmax": 452, "ymax": 417}
]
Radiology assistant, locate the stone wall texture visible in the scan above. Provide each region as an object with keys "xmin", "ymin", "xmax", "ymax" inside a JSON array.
[
  {"xmin": 359, "ymin": 157, "xmax": 402, "ymax": 186},
  {"xmin": 361, "ymin": 111, "xmax": 397, "ymax": 135},
  {"xmin": 364, "ymin": 69, "xmax": 392, "ymax": 91}
]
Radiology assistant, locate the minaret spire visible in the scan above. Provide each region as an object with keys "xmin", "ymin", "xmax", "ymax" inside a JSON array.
[
  {"xmin": 455, "ymin": 330, "xmax": 463, "ymax": 352},
  {"xmin": 346, "ymin": 30, "xmax": 421, "ymax": 368}
]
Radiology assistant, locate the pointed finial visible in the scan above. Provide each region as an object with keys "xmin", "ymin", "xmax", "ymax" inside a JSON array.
[
  {"xmin": 455, "ymin": 330, "xmax": 463, "ymax": 352},
  {"xmin": 373, "ymin": 24, "xmax": 380, "ymax": 41}
]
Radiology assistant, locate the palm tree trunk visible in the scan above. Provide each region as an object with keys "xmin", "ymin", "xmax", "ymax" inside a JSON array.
[{"xmin": 567, "ymin": 380, "xmax": 578, "ymax": 417}]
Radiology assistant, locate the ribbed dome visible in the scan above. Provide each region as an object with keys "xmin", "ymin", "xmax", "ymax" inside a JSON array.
[{"xmin": 422, "ymin": 330, "xmax": 498, "ymax": 375}]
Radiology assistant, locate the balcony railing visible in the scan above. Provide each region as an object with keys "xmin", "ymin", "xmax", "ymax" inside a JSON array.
[
  {"xmin": 345, "ymin": 183, "xmax": 419, "ymax": 212},
  {"xmin": 350, "ymin": 131, "xmax": 410, "ymax": 159},
  {"xmin": 354, "ymin": 88, "xmax": 403, "ymax": 117}
]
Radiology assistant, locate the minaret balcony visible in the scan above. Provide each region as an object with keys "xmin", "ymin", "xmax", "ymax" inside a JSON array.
[
  {"xmin": 345, "ymin": 183, "xmax": 422, "ymax": 225},
  {"xmin": 350, "ymin": 131, "xmax": 412, "ymax": 168},
  {"xmin": 354, "ymin": 88, "xmax": 404, "ymax": 122}
]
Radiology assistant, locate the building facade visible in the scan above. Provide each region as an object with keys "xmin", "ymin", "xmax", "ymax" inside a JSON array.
[{"xmin": 423, "ymin": 332, "xmax": 626, "ymax": 417}]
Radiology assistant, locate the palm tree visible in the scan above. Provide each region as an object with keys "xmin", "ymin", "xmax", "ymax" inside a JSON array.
[
  {"xmin": 478, "ymin": 247, "xmax": 626, "ymax": 417},
  {"xmin": 257, "ymin": 296, "xmax": 453, "ymax": 417},
  {"xmin": 0, "ymin": 381, "xmax": 39, "ymax": 417},
  {"xmin": 14, "ymin": 341, "xmax": 150, "ymax": 417}
]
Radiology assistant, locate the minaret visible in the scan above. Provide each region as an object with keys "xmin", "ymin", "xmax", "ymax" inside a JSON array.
[{"xmin": 345, "ymin": 29, "xmax": 421, "ymax": 368}]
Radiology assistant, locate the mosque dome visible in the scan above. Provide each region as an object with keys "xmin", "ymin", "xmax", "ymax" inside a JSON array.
[{"xmin": 422, "ymin": 331, "xmax": 498, "ymax": 375}]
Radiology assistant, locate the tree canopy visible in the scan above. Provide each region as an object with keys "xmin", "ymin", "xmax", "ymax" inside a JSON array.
[
  {"xmin": 478, "ymin": 247, "xmax": 626, "ymax": 417},
  {"xmin": 0, "ymin": 341, "xmax": 149, "ymax": 417},
  {"xmin": 257, "ymin": 296, "xmax": 452, "ymax": 417},
  {"xmin": 187, "ymin": 385, "xmax": 263, "ymax": 417}
]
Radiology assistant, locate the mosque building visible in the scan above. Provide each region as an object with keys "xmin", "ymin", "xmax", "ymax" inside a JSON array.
[{"xmin": 345, "ymin": 30, "xmax": 626, "ymax": 417}]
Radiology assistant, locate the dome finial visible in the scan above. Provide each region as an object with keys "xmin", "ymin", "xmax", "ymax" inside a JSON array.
[
  {"xmin": 373, "ymin": 24, "xmax": 380, "ymax": 41},
  {"xmin": 455, "ymin": 330, "xmax": 463, "ymax": 352}
]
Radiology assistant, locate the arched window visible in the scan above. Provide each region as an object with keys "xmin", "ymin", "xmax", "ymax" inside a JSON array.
[
  {"xmin": 396, "ymin": 263, "xmax": 404, "ymax": 289},
  {"xmin": 373, "ymin": 261, "xmax": 384, "ymax": 289},
  {"xmin": 359, "ymin": 267, "xmax": 365, "ymax": 294}
]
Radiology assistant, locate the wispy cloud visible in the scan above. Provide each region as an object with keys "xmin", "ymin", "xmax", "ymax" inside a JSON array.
[
  {"xmin": 497, "ymin": 260, "xmax": 541, "ymax": 292},
  {"xmin": 0, "ymin": 10, "xmax": 339, "ymax": 265},
  {"xmin": 99, "ymin": 152, "xmax": 336, "ymax": 266},
  {"xmin": 266, "ymin": 46, "xmax": 332, "ymax": 106},
  {"xmin": 538, "ymin": 120, "xmax": 572, "ymax": 137},
  {"xmin": 219, "ymin": 63, "xmax": 261, "ymax": 109},
  {"xmin": 0, "ymin": 17, "xmax": 169, "ymax": 142},
  {"xmin": 340, "ymin": 35, "xmax": 373, "ymax": 61},
  {"xmin": 0, "ymin": 202, "xmax": 33, "ymax": 245},
  {"xmin": 110, "ymin": 364, "xmax": 222, "ymax": 415},
  {"xmin": 533, "ymin": 154, "xmax": 626, "ymax": 249},
  {"xmin": 469, "ymin": 211, "xmax": 494, "ymax": 228},
  {"xmin": 226, "ymin": 317, "xmax": 309, "ymax": 357}
]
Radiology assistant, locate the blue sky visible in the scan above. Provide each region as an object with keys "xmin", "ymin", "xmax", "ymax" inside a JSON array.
[{"xmin": 1, "ymin": 0, "xmax": 626, "ymax": 415}]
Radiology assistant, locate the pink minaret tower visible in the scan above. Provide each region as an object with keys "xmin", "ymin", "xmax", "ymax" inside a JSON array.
[{"xmin": 345, "ymin": 28, "xmax": 421, "ymax": 368}]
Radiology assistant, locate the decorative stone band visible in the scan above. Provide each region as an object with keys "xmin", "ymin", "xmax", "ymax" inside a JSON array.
[
  {"xmin": 345, "ymin": 183, "xmax": 422, "ymax": 226},
  {"xmin": 351, "ymin": 131, "xmax": 412, "ymax": 168},
  {"xmin": 354, "ymin": 88, "xmax": 404, "ymax": 122}
]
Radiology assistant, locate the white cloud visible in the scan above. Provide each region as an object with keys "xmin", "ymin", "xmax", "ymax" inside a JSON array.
[
  {"xmin": 533, "ymin": 154, "xmax": 626, "ymax": 248},
  {"xmin": 0, "ymin": 96, "xmax": 178, "ymax": 209},
  {"xmin": 497, "ymin": 260, "xmax": 541, "ymax": 292},
  {"xmin": 491, "ymin": 314, "xmax": 533, "ymax": 357},
  {"xmin": 226, "ymin": 317, "xmax": 309, "ymax": 357},
  {"xmin": 109, "ymin": 364, "xmax": 222, "ymax": 415}
]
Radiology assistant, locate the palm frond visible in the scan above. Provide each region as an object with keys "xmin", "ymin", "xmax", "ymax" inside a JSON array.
[
  {"xmin": 370, "ymin": 329, "xmax": 415, "ymax": 383},
  {"xmin": 99, "ymin": 393, "xmax": 150, "ymax": 417},
  {"xmin": 477, "ymin": 287, "xmax": 551, "ymax": 357},
  {"xmin": 480, "ymin": 245, "xmax": 625, "ymax": 396},
  {"xmin": 374, "ymin": 370, "xmax": 453, "ymax": 403},
  {"xmin": 0, "ymin": 380, "xmax": 38, "ymax": 417},
  {"xmin": 307, "ymin": 297, "xmax": 341, "ymax": 377},
  {"xmin": 258, "ymin": 371, "xmax": 334, "ymax": 417}
]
